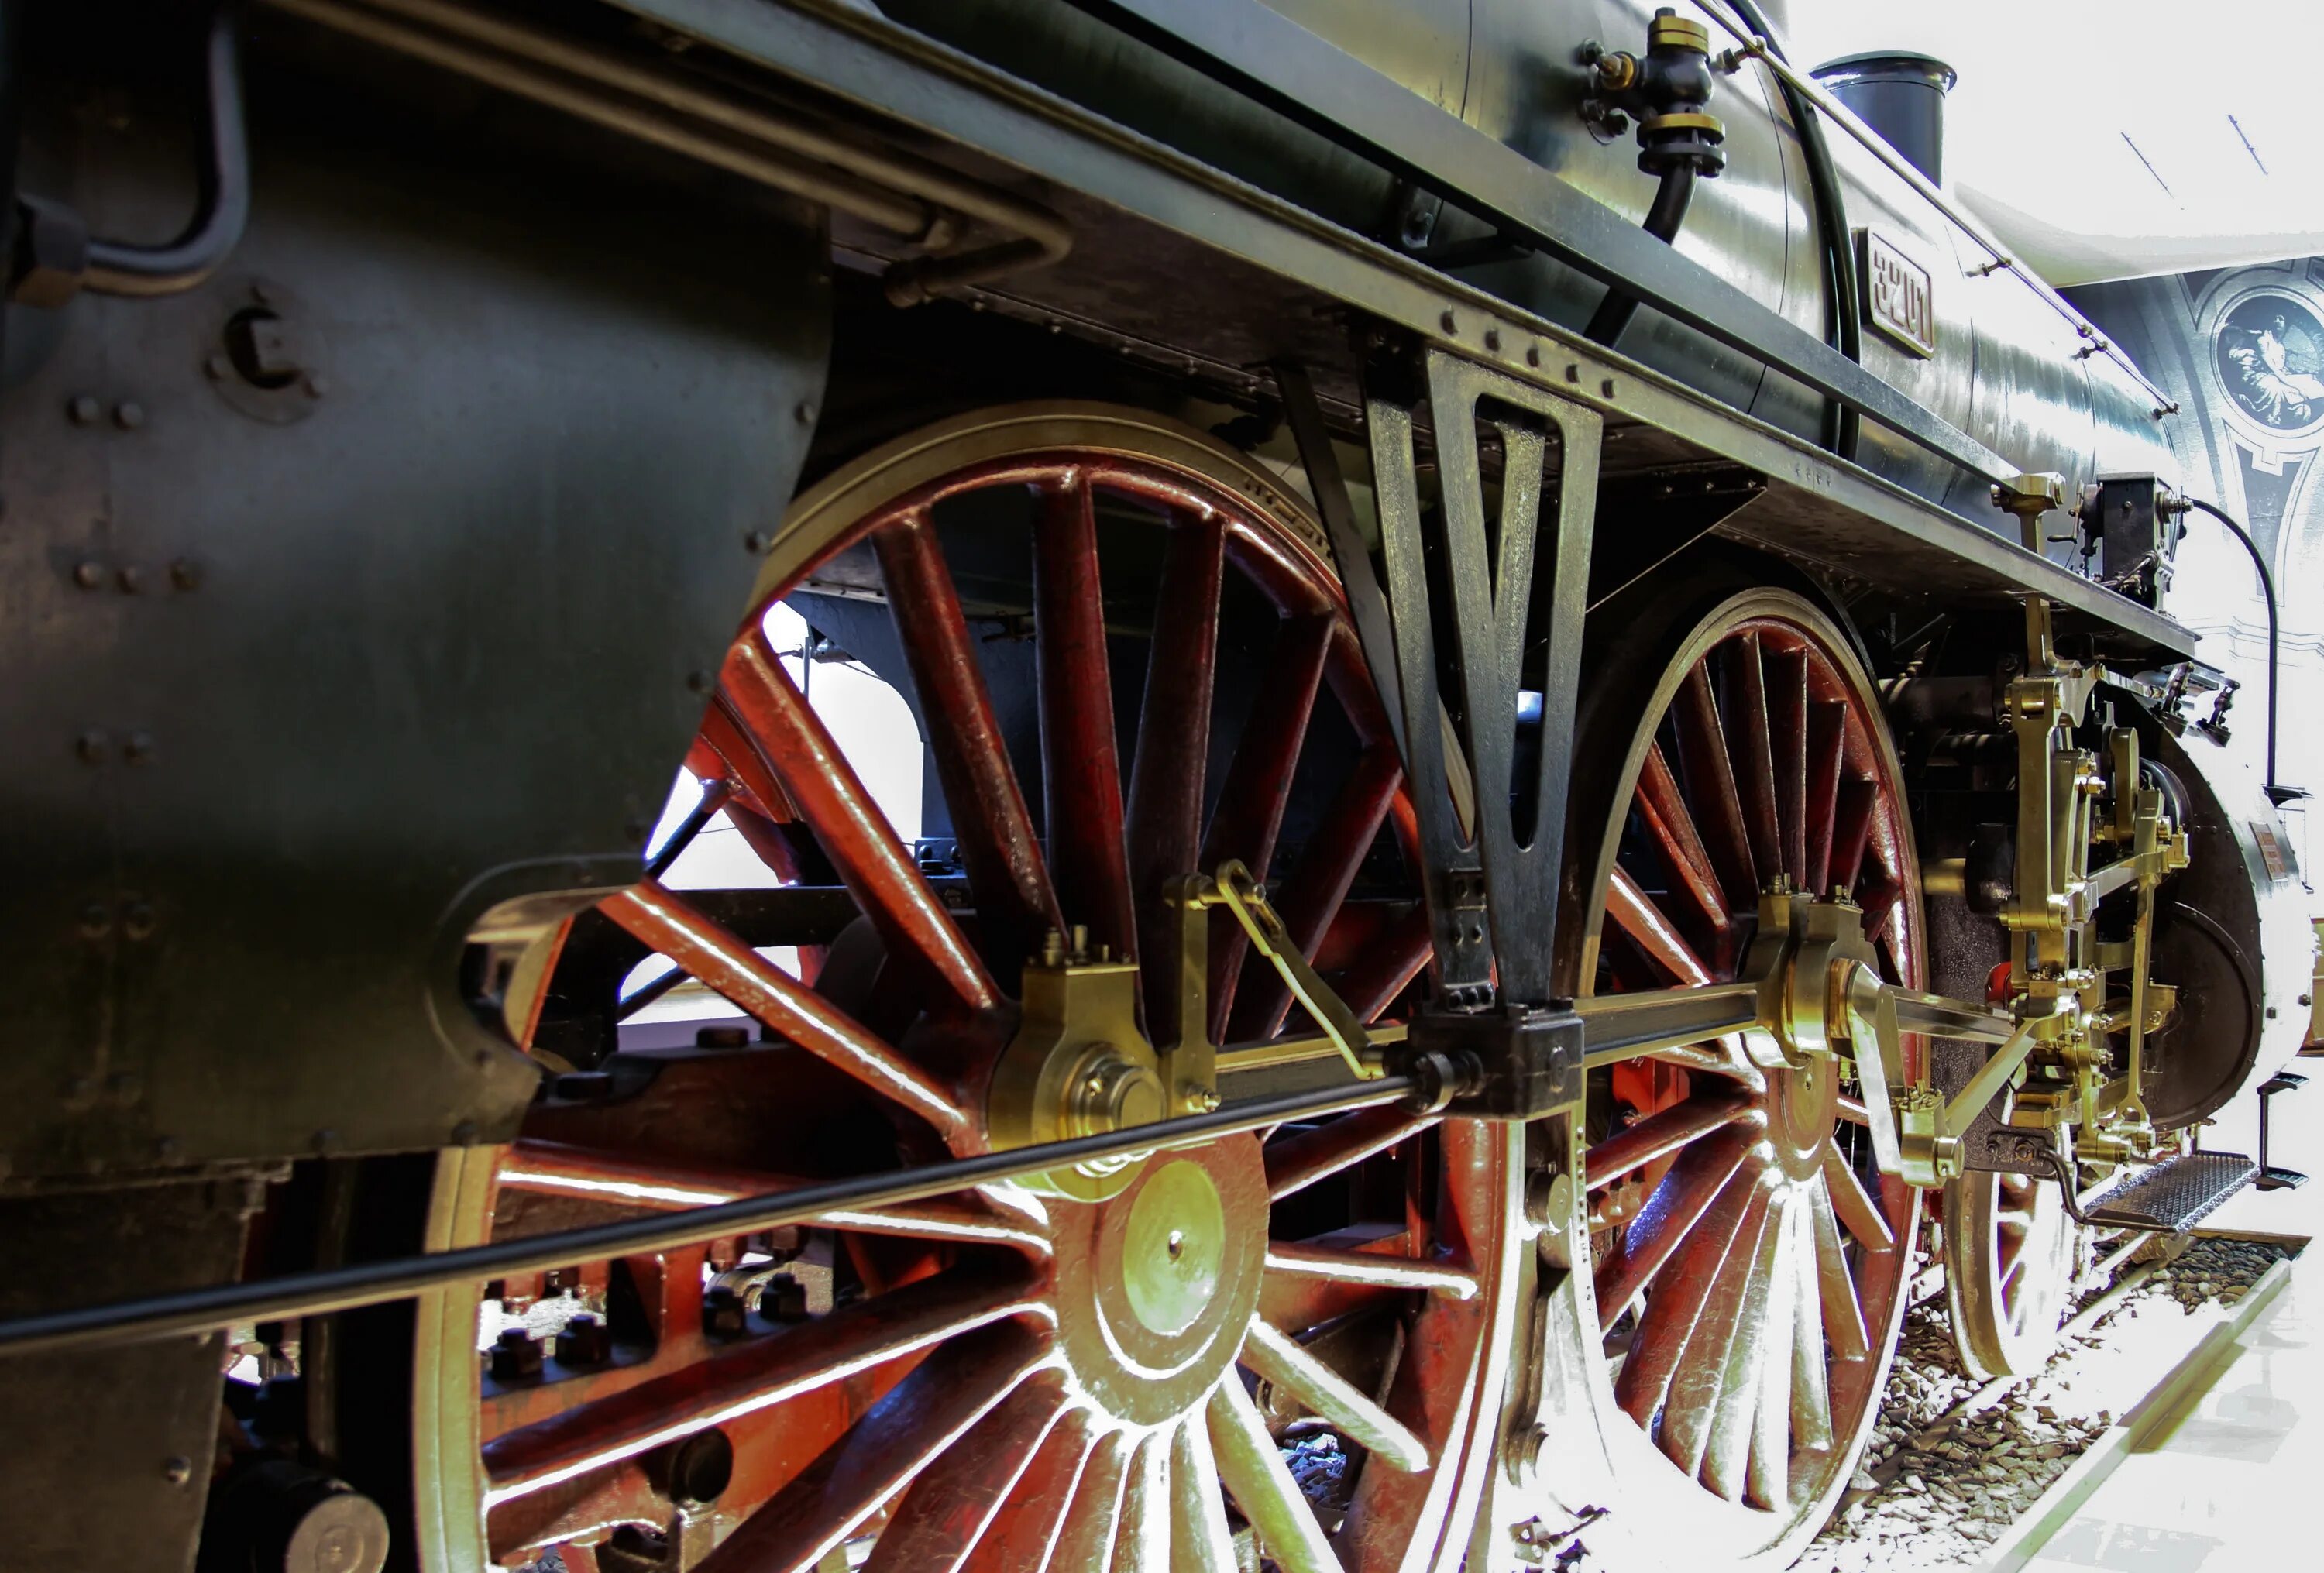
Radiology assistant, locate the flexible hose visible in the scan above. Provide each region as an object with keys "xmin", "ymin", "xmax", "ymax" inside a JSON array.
[
  {"xmin": 1725, "ymin": 0, "xmax": 1860, "ymax": 460},
  {"xmin": 1583, "ymin": 163, "xmax": 1695, "ymax": 347},
  {"xmin": 2183, "ymin": 496, "xmax": 2285, "ymax": 802},
  {"xmin": 84, "ymin": 5, "xmax": 252, "ymax": 296}
]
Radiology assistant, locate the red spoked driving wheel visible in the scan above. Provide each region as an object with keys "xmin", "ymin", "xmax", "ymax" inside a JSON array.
[
  {"xmin": 1527, "ymin": 586, "xmax": 1922, "ymax": 1568},
  {"xmin": 409, "ymin": 405, "xmax": 1525, "ymax": 1573}
]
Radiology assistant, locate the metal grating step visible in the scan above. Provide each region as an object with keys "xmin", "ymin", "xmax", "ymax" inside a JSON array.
[{"xmin": 2084, "ymin": 1152, "xmax": 2259, "ymax": 1233}]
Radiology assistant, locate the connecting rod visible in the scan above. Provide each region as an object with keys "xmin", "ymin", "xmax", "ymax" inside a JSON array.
[{"xmin": 0, "ymin": 1076, "xmax": 1415, "ymax": 1362}]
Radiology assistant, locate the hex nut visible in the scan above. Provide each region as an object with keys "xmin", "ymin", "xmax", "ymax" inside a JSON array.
[
  {"xmin": 490, "ymin": 1328, "xmax": 545, "ymax": 1381},
  {"xmin": 555, "ymin": 1314, "xmax": 612, "ymax": 1366},
  {"xmin": 703, "ymin": 1286, "xmax": 748, "ymax": 1338}
]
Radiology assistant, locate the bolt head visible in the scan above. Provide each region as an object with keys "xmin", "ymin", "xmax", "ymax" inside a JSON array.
[
  {"xmin": 162, "ymin": 1456, "xmax": 194, "ymax": 1485},
  {"xmin": 113, "ymin": 401, "xmax": 145, "ymax": 430},
  {"xmin": 67, "ymin": 394, "xmax": 100, "ymax": 425},
  {"xmin": 74, "ymin": 560, "xmax": 104, "ymax": 589},
  {"xmin": 1439, "ymin": 309, "xmax": 1459, "ymax": 334},
  {"xmin": 76, "ymin": 730, "xmax": 108, "ymax": 763},
  {"xmin": 116, "ymin": 564, "xmax": 143, "ymax": 593},
  {"xmin": 555, "ymin": 1314, "xmax": 612, "ymax": 1365},
  {"xmin": 490, "ymin": 1328, "xmax": 545, "ymax": 1380}
]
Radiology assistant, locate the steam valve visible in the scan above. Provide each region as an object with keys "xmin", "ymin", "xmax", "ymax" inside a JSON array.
[{"xmin": 1583, "ymin": 9, "xmax": 1728, "ymax": 178}]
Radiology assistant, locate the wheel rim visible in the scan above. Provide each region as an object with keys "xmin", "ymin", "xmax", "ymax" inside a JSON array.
[
  {"xmin": 1942, "ymin": 1167, "xmax": 2077, "ymax": 1379},
  {"xmin": 1545, "ymin": 592, "xmax": 1921, "ymax": 1564},
  {"xmin": 414, "ymin": 404, "xmax": 1521, "ymax": 1572}
]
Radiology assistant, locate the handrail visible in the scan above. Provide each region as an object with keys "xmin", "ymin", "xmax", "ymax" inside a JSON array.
[{"xmin": 1690, "ymin": 0, "xmax": 2181, "ymax": 418}]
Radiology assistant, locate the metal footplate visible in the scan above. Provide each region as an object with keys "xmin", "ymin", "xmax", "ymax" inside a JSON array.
[{"xmin": 2083, "ymin": 1152, "xmax": 2260, "ymax": 1233}]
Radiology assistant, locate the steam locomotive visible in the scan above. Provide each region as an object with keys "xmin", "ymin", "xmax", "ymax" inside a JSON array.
[{"xmin": 2, "ymin": 2, "xmax": 2308, "ymax": 1570}]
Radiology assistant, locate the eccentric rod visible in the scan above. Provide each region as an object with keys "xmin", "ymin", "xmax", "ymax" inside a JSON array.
[{"xmin": 0, "ymin": 1075, "xmax": 1414, "ymax": 1362}]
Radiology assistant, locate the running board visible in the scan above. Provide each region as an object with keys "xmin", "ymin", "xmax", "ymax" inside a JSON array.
[{"xmin": 2083, "ymin": 1152, "xmax": 2258, "ymax": 1233}]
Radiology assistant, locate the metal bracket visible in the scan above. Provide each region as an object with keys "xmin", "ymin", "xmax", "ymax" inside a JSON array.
[{"xmin": 1367, "ymin": 345, "xmax": 1600, "ymax": 1008}]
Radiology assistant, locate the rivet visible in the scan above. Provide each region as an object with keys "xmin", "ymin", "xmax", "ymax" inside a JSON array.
[
  {"xmin": 116, "ymin": 564, "xmax": 143, "ymax": 593},
  {"xmin": 170, "ymin": 559, "xmax": 201, "ymax": 591},
  {"xmin": 123, "ymin": 902, "xmax": 156, "ymax": 939},
  {"xmin": 1526, "ymin": 345, "xmax": 1542, "ymax": 367},
  {"xmin": 204, "ymin": 353, "xmax": 232, "ymax": 381},
  {"xmin": 74, "ymin": 560, "xmax": 104, "ymax": 589},
  {"xmin": 1565, "ymin": 363, "xmax": 1580, "ymax": 382},
  {"xmin": 1439, "ymin": 309, "xmax": 1458, "ymax": 333},
  {"xmin": 113, "ymin": 401, "xmax": 146, "ymax": 430},
  {"xmin": 302, "ymin": 373, "xmax": 329, "ymax": 398},
  {"xmin": 1484, "ymin": 329, "xmax": 1501, "ymax": 352},
  {"xmin": 67, "ymin": 394, "xmax": 100, "ymax": 425},
  {"xmin": 1601, "ymin": 378, "xmax": 1617, "ymax": 397},
  {"xmin": 125, "ymin": 732, "xmax": 155, "ymax": 764},
  {"xmin": 76, "ymin": 730, "xmax": 108, "ymax": 764},
  {"xmin": 162, "ymin": 1457, "xmax": 194, "ymax": 1486},
  {"xmin": 686, "ymin": 670, "xmax": 713, "ymax": 694},
  {"xmin": 794, "ymin": 401, "xmax": 818, "ymax": 425},
  {"xmin": 744, "ymin": 530, "xmax": 770, "ymax": 553},
  {"xmin": 78, "ymin": 903, "xmax": 112, "ymax": 939}
]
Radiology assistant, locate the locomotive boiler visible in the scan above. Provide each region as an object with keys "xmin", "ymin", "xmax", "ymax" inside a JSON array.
[{"xmin": 0, "ymin": 2, "xmax": 2309, "ymax": 1571}]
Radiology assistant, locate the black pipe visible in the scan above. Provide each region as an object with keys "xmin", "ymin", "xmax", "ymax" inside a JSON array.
[
  {"xmin": 0, "ymin": 1073, "xmax": 1420, "ymax": 1360},
  {"xmin": 1583, "ymin": 163, "xmax": 1694, "ymax": 347},
  {"xmin": 82, "ymin": 4, "xmax": 249, "ymax": 296},
  {"xmin": 2184, "ymin": 496, "xmax": 2288, "ymax": 804},
  {"xmin": 1728, "ymin": 0, "xmax": 1860, "ymax": 460}
]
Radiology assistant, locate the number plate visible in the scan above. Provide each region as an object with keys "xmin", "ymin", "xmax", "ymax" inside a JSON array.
[{"xmin": 1860, "ymin": 230, "xmax": 1937, "ymax": 359}]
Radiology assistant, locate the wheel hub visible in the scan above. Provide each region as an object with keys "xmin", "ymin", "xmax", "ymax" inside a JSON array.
[
  {"xmin": 1049, "ymin": 1136, "xmax": 1268, "ymax": 1427},
  {"xmin": 986, "ymin": 926, "xmax": 1167, "ymax": 1200}
]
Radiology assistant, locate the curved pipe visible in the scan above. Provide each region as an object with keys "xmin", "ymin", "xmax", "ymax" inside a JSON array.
[
  {"xmin": 2185, "ymin": 497, "xmax": 2285, "ymax": 802},
  {"xmin": 84, "ymin": 5, "xmax": 251, "ymax": 297},
  {"xmin": 1582, "ymin": 163, "xmax": 1694, "ymax": 348},
  {"xmin": 1726, "ymin": 0, "xmax": 1859, "ymax": 460}
]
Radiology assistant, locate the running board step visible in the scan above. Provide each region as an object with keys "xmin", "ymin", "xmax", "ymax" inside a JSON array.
[{"xmin": 2084, "ymin": 1152, "xmax": 2258, "ymax": 1233}]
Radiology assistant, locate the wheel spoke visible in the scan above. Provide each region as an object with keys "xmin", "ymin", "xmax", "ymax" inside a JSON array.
[
  {"xmin": 1820, "ymin": 1145, "xmax": 1895, "ymax": 1254},
  {"xmin": 1338, "ymin": 902, "xmax": 1435, "ymax": 1024},
  {"xmin": 1265, "ymin": 1106, "xmax": 1442, "ymax": 1200},
  {"xmin": 696, "ymin": 1321, "xmax": 1052, "ymax": 1573},
  {"xmin": 1206, "ymin": 1377, "xmax": 1339, "ymax": 1573},
  {"xmin": 1128, "ymin": 513, "xmax": 1226, "ymax": 1037},
  {"xmin": 1036, "ymin": 477, "xmax": 1138, "ymax": 965},
  {"xmin": 1611, "ymin": 1160, "xmax": 1764, "ymax": 1418},
  {"xmin": 1200, "ymin": 611, "xmax": 1336, "ymax": 1037},
  {"xmin": 1660, "ymin": 1181, "xmax": 1776, "ymax": 1483},
  {"xmin": 957, "ymin": 1408, "xmax": 1096, "ymax": 1573},
  {"xmin": 1112, "ymin": 1426, "xmax": 1173, "ymax": 1573},
  {"xmin": 1607, "ymin": 866, "xmax": 1718, "ymax": 987},
  {"xmin": 720, "ymin": 630, "xmax": 998, "ymax": 1015},
  {"xmin": 1047, "ymin": 1427, "xmax": 1133, "ymax": 1573},
  {"xmin": 1169, "ymin": 1416, "xmax": 1238, "ymax": 1573},
  {"xmin": 1583, "ymin": 1091, "xmax": 1759, "ymax": 1190},
  {"xmin": 1789, "ymin": 1197, "xmax": 1835, "ymax": 1450},
  {"xmin": 1803, "ymin": 701, "xmax": 1848, "ymax": 895},
  {"xmin": 602, "ymin": 882, "xmax": 968, "ymax": 1143},
  {"xmin": 1829, "ymin": 778, "xmax": 1876, "ymax": 898},
  {"xmin": 1767, "ymin": 643, "xmax": 1810, "ymax": 890},
  {"xmin": 1595, "ymin": 1125, "xmax": 1757, "ymax": 1334},
  {"xmin": 1744, "ymin": 1194, "xmax": 1803, "ymax": 1509},
  {"xmin": 862, "ymin": 1372, "xmax": 1074, "ymax": 1573},
  {"xmin": 1263, "ymin": 1241, "xmax": 1477, "ymax": 1300},
  {"xmin": 1670, "ymin": 663, "xmax": 1759, "ymax": 908},
  {"xmin": 1720, "ymin": 633, "xmax": 1785, "ymax": 888},
  {"xmin": 876, "ymin": 511, "xmax": 1063, "ymax": 973},
  {"xmin": 1635, "ymin": 742, "xmax": 1736, "ymax": 950},
  {"xmin": 1808, "ymin": 1177, "xmax": 1872, "ymax": 1361},
  {"xmin": 1229, "ymin": 746, "xmax": 1401, "ymax": 1041},
  {"xmin": 497, "ymin": 1141, "xmax": 1046, "ymax": 1252},
  {"xmin": 482, "ymin": 1261, "xmax": 1041, "ymax": 1503},
  {"xmin": 696, "ymin": 700, "xmax": 801, "ymax": 829},
  {"xmin": 1239, "ymin": 1316, "xmax": 1432, "ymax": 1472}
]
